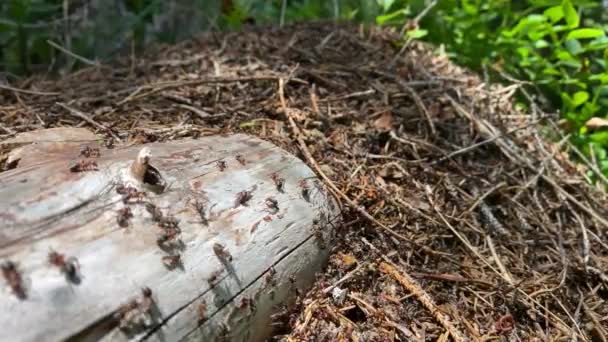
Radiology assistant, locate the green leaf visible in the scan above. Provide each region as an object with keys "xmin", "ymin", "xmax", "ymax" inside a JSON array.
[
  {"xmin": 565, "ymin": 38, "xmax": 583, "ymax": 55},
  {"xmin": 566, "ymin": 28, "xmax": 605, "ymax": 40},
  {"xmin": 590, "ymin": 131, "xmax": 608, "ymax": 145},
  {"xmin": 543, "ymin": 5, "xmax": 563, "ymax": 23},
  {"xmin": 534, "ymin": 39, "xmax": 549, "ymax": 48},
  {"xmin": 589, "ymin": 73, "xmax": 608, "ymax": 84},
  {"xmin": 572, "ymin": 91, "xmax": 589, "ymax": 107},
  {"xmin": 377, "ymin": 0, "xmax": 395, "ymax": 12},
  {"xmin": 462, "ymin": 0, "xmax": 478, "ymax": 15},
  {"xmin": 375, "ymin": 9, "xmax": 406, "ymax": 25},
  {"xmin": 406, "ymin": 29, "xmax": 428, "ymax": 39},
  {"xmin": 562, "ymin": 0, "xmax": 579, "ymax": 29}
]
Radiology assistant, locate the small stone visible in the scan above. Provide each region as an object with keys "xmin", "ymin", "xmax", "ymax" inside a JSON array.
[{"xmin": 331, "ymin": 286, "xmax": 347, "ymax": 305}]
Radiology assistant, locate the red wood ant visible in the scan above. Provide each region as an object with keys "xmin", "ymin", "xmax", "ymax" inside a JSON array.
[
  {"xmin": 117, "ymin": 207, "xmax": 133, "ymax": 227},
  {"xmin": 116, "ymin": 184, "xmax": 146, "ymax": 203},
  {"xmin": 115, "ymin": 287, "xmax": 154, "ymax": 331},
  {"xmin": 235, "ymin": 155, "xmax": 246, "ymax": 165},
  {"xmin": 1, "ymin": 261, "xmax": 26, "ymax": 299},
  {"xmin": 197, "ymin": 301, "xmax": 207, "ymax": 323},
  {"xmin": 217, "ymin": 160, "xmax": 227, "ymax": 171},
  {"xmin": 70, "ymin": 160, "xmax": 98, "ymax": 173},
  {"xmin": 233, "ymin": 190, "xmax": 252, "ymax": 208},
  {"xmin": 212, "ymin": 243, "xmax": 232, "ymax": 262},
  {"xmin": 265, "ymin": 197, "xmax": 279, "ymax": 213},
  {"xmin": 156, "ymin": 227, "xmax": 180, "ymax": 247},
  {"xmin": 48, "ymin": 250, "xmax": 80, "ymax": 283},
  {"xmin": 270, "ymin": 172, "xmax": 285, "ymax": 192},
  {"xmin": 80, "ymin": 146, "xmax": 100, "ymax": 158},
  {"xmin": 145, "ymin": 203, "xmax": 164, "ymax": 222},
  {"xmin": 161, "ymin": 255, "xmax": 182, "ymax": 270},
  {"xmin": 299, "ymin": 179, "xmax": 310, "ymax": 201}
]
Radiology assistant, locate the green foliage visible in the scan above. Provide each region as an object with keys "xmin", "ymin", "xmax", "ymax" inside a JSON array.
[{"xmin": 375, "ymin": 0, "xmax": 608, "ymax": 182}]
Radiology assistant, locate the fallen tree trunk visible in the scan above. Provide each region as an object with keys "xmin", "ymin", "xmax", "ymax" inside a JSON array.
[{"xmin": 0, "ymin": 133, "xmax": 339, "ymax": 342}]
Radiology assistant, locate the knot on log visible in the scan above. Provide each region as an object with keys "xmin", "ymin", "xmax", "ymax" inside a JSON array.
[{"xmin": 128, "ymin": 147, "xmax": 166, "ymax": 192}]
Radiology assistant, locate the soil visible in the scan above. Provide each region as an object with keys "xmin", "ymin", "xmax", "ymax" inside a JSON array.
[{"xmin": 1, "ymin": 22, "xmax": 607, "ymax": 341}]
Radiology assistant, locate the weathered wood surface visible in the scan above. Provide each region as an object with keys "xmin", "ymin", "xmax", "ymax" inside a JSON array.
[{"xmin": 0, "ymin": 133, "xmax": 339, "ymax": 342}]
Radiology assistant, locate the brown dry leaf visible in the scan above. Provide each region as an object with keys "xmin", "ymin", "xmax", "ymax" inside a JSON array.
[
  {"xmin": 585, "ymin": 117, "xmax": 608, "ymax": 130},
  {"xmin": 373, "ymin": 112, "xmax": 394, "ymax": 131}
]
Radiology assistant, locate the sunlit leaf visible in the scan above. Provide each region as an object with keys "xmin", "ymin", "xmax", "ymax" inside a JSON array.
[
  {"xmin": 566, "ymin": 28, "xmax": 605, "ymax": 40},
  {"xmin": 572, "ymin": 91, "xmax": 589, "ymax": 107},
  {"xmin": 562, "ymin": 0, "xmax": 579, "ymax": 29}
]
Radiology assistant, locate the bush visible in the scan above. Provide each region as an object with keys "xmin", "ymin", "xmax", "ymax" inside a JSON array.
[{"xmin": 378, "ymin": 0, "xmax": 608, "ymax": 181}]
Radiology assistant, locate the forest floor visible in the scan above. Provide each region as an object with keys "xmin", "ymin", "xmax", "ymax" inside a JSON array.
[{"xmin": 1, "ymin": 22, "xmax": 607, "ymax": 341}]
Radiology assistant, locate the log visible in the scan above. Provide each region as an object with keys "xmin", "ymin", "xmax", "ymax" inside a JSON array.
[{"xmin": 0, "ymin": 133, "xmax": 339, "ymax": 342}]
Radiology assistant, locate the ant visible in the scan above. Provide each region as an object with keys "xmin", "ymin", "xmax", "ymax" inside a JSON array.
[
  {"xmin": 217, "ymin": 160, "xmax": 227, "ymax": 172},
  {"xmin": 265, "ymin": 197, "xmax": 279, "ymax": 213},
  {"xmin": 197, "ymin": 301, "xmax": 207, "ymax": 323},
  {"xmin": 145, "ymin": 203, "xmax": 164, "ymax": 222},
  {"xmin": 117, "ymin": 207, "xmax": 133, "ymax": 227},
  {"xmin": 235, "ymin": 155, "xmax": 246, "ymax": 166},
  {"xmin": 48, "ymin": 250, "xmax": 80, "ymax": 283},
  {"xmin": 1, "ymin": 261, "xmax": 26, "ymax": 300},
  {"xmin": 312, "ymin": 219, "xmax": 326, "ymax": 249},
  {"xmin": 161, "ymin": 255, "xmax": 182, "ymax": 270},
  {"xmin": 192, "ymin": 200, "xmax": 208, "ymax": 225},
  {"xmin": 264, "ymin": 267, "xmax": 276, "ymax": 287},
  {"xmin": 234, "ymin": 190, "xmax": 252, "ymax": 208},
  {"xmin": 70, "ymin": 160, "xmax": 98, "ymax": 173},
  {"xmin": 80, "ymin": 146, "xmax": 100, "ymax": 158},
  {"xmin": 213, "ymin": 243, "xmax": 232, "ymax": 262},
  {"xmin": 156, "ymin": 227, "xmax": 181, "ymax": 247},
  {"xmin": 158, "ymin": 216, "xmax": 179, "ymax": 230},
  {"xmin": 298, "ymin": 179, "xmax": 310, "ymax": 202},
  {"xmin": 207, "ymin": 269, "xmax": 223, "ymax": 286},
  {"xmin": 116, "ymin": 184, "xmax": 146, "ymax": 203},
  {"xmin": 270, "ymin": 172, "xmax": 285, "ymax": 192},
  {"xmin": 115, "ymin": 287, "xmax": 154, "ymax": 331}
]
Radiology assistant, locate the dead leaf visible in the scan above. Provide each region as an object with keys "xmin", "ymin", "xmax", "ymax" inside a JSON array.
[
  {"xmin": 585, "ymin": 117, "xmax": 608, "ymax": 130},
  {"xmin": 373, "ymin": 112, "xmax": 394, "ymax": 131},
  {"xmin": 334, "ymin": 252, "xmax": 358, "ymax": 269}
]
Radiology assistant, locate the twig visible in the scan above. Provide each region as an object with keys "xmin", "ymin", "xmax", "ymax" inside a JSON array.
[
  {"xmin": 462, "ymin": 182, "xmax": 506, "ymax": 217},
  {"xmin": 0, "ymin": 123, "xmax": 16, "ymax": 135},
  {"xmin": 0, "ymin": 83, "xmax": 60, "ymax": 96},
  {"xmin": 56, "ymin": 102, "xmax": 120, "ymax": 141},
  {"xmin": 405, "ymin": 86, "xmax": 436, "ymax": 135},
  {"xmin": 433, "ymin": 119, "xmax": 542, "ymax": 164},
  {"xmin": 177, "ymin": 104, "xmax": 229, "ymax": 120},
  {"xmin": 47, "ymin": 40, "xmax": 100, "ymax": 67},
  {"xmin": 320, "ymin": 89, "xmax": 375, "ymax": 102},
  {"xmin": 322, "ymin": 262, "xmax": 369, "ymax": 294},
  {"xmin": 118, "ymin": 75, "xmax": 298, "ymax": 105},
  {"xmin": 486, "ymin": 236, "xmax": 514, "ymax": 284},
  {"xmin": 379, "ymin": 261, "xmax": 466, "ymax": 342}
]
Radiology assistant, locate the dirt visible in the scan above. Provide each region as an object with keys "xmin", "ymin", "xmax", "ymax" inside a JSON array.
[{"xmin": 1, "ymin": 22, "xmax": 607, "ymax": 341}]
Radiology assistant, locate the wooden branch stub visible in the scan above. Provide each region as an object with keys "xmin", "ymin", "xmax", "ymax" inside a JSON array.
[{"xmin": 0, "ymin": 133, "xmax": 339, "ymax": 342}]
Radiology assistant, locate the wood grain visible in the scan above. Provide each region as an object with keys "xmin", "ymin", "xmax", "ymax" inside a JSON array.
[{"xmin": 0, "ymin": 134, "xmax": 339, "ymax": 342}]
